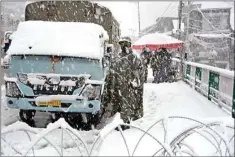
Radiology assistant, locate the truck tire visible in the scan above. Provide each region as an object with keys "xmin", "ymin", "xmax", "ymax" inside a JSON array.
[
  {"xmin": 89, "ymin": 111, "xmax": 102, "ymax": 127},
  {"xmin": 50, "ymin": 112, "xmax": 63, "ymax": 123},
  {"xmin": 63, "ymin": 112, "xmax": 102, "ymax": 131},
  {"xmin": 19, "ymin": 109, "xmax": 36, "ymax": 127}
]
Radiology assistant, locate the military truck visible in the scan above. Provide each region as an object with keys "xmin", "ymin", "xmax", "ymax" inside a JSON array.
[
  {"xmin": 25, "ymin": 1, "xmax": 121, "ymax": 51},
  {"xmin": 4, "ymin": 1, "xmax": 121, "ymax": 130}
]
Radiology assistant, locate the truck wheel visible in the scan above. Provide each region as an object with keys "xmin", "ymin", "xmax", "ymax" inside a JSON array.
[
  {"xmin": 50, "ymin": 112, "xmax": 63, "ymax": 123},
  {"xmin": 19, "ymin": 110, "xmax": 36, "ymax": 127},
  {"xmin": 64, "ymin": 113, "xmax": 83, "ymax": 130},
  {"xmin": 80, "ymin": 112, "xmax": 102, "ymax": 131},
  {"xmin": 89, "ymin": 111, "xmax": 102, "ymax": 127},
  {"xmin": 64, "ymin": 112, "xmax": 102, "ymax": 131}
]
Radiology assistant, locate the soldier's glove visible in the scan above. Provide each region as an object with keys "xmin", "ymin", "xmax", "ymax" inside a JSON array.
[
  {"xmin": 130, "ymin": 80, "xmax": 138, "ymax": 87},
  {"xmin": 130, "ymin": 80, "xmax": 142, "ymax": 90}
]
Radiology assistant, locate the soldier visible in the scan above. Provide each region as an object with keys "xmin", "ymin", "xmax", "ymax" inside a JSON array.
[
  {"xmin": 151, "ymin": 48, "xmax": 173, "ymax": 83},
  {"xmin": 101, "ymin": 36, "xmax": 144, "ymax": 130},
  {"xmin": 140, "ymin": 47, "xmax": 151, "ymax": 83}
]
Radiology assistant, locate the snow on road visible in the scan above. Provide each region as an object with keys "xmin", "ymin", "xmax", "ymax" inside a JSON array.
[
  {"xmin": 1, "ymin": 85, "xmax": 19, "ymax": 126},
  {"xmin": 1, "ymin": 82, "xmax": 234, "ymax": 156},
  {"xmin": 143, "ymin": 81, "xmax": 229, "ymax": 120}
]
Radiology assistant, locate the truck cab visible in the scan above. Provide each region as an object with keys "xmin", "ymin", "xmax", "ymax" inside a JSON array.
[{"xmin": 5, "ymin": 21, "xmax": 112, "ymax": 128}]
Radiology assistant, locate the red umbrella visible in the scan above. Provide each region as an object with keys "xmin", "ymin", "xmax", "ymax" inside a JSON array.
[{"xmin": 132, "ymin": 32, "xmax": 184, "ymax": 51}]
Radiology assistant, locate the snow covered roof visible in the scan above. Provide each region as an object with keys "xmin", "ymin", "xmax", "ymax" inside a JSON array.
[
  {"xmin": 25, "ymin": 1, "xmax": 36, "ymax": 7},
  {"xmin": 193, "ymin": 33, "xmax": 231, "ymax": 38},
  {"xmin": 198, "ymin": 2, "xmax": 233, "ymax": 10},
  {"xmin": 195, "ymin": 2, "xmax": 234, "ymax": 30},
  {"xmin": 7, "ymin": 21, "xmax": 109, "ymax": 60}
]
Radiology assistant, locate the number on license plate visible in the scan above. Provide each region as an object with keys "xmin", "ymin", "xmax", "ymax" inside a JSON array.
[{"xmin": 38, "ymin": 100, "xmax": 61, "ymax": 107}]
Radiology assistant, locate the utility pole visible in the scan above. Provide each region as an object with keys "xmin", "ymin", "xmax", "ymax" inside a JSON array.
[
  {"xmin": 137, "ymin": 1, "xmax": 141, "ymax": 37},
  {"xmin": 186, "ymin": 1, "xmax": 191, "ymax": 41},
  {"xmin": 178, "ymin": 1, "xmax": 183, "ymax": 40},
  {"xmin": 178, "ymin": 1, "xmax": 184, "ymax": 79},
  {"xmin": 185, "ymin": 0, "xmax": 191, "ymax": 62}
]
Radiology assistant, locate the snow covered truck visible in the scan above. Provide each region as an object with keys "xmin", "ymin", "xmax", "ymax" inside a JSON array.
[
  {"xmin": 25, "ymin": 1, "xmax": 121, "ymax": 51},
  {"xmin": 4, "ymin": 21, "xmax": 113, "ymax": 128},
  {"xmin": 4, "ymin": 1, "xmax": 121, "ymax": 129}
]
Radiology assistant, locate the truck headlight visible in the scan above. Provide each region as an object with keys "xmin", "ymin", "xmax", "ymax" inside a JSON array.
[
  {"xmin": 5, "ymin": 82, "xmax": 22, "ymax": 97},
  {"xmin": 17, "ymin": 73, "xmax": 28, "ymax": 84},
  {"xmin": 81, "ymin": 84, "xmax": 101, "ymax": 100}
]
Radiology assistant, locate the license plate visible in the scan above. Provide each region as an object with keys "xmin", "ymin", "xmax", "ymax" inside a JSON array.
[{"xmin": 38, "ymin": 100, "xmax": 61, "ymax": 107}]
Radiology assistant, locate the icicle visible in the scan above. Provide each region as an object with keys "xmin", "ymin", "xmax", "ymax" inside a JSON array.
[
  {"xmin": 68, "ymin": 86, "xmax": 73, "ymax": 91},
  {"xmin": 61, "ymin": 86, "xmax": 65, "ymax": 92},
  {"xmin": 33, "ymin": 85, "xmax": 37, "ymax": 90},
  {"xmin": 53, "ymin": 85, "xmax": 57, "ymax": 91},
  {"xmin": 46, "ymin": 85, "xmax": 50, "ymax": 91}
]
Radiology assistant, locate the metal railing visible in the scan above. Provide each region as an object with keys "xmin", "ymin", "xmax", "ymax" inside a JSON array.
[{"xmin": 172, "ymin": 58, "xmax": 234, "ymax": 115}]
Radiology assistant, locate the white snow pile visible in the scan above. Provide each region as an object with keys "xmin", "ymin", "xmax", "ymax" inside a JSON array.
[
  {"xmin": 7, "ymin": 21, "xmax": 109, "ymax": 60},
  {"xmin": 133, "ymin": 32, "xmax": 183, "ymax": 46}
]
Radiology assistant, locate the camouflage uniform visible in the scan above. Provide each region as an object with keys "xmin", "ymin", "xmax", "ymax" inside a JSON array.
[
  {"xmin": 102, "ymin": 40, "xmax": 144, "ymax": 125},
  {"xmin": 150, "ymin": 48, "xmax": 173, "ymax": 83},
  {"xmin": 140, "ymin": 48, "xmax": 151, "ymax": 83}
]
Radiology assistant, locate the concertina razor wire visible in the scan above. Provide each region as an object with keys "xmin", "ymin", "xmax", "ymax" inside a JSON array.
[{"xmin": 1, "ymin": 116, "xmax": 234, "ymax": 156}]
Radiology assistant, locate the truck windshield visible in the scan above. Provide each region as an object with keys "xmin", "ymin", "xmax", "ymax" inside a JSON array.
[
  {"xmin": 9, "ymin": 54, "xmax": 104, "ymax": 80},
  {"xmin": 13, "ymin": 55, "xmax": 100, "ymax": 62}
]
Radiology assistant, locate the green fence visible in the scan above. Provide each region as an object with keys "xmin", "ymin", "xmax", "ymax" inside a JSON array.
[
  {"xmin": 186, "ymin": 64, "xmax": 191, "ymax": 80},
  {"xmin": 195, "ymin": 67, "xmax": 202, "ymax": 87},
  {"xmin": 173, "ymin": 58, "xmax": 234, "ymax": 118},
  {"xmin": 208, "ymin": 71, "xmax": 220, "ymax": 101}
]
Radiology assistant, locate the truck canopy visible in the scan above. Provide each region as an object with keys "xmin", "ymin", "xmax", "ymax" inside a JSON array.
[{"xmin": 7, "ymin": 21, "xmax": 109, "ymax": 60}]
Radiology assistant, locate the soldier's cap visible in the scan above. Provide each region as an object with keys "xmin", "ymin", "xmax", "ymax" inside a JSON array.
[{"xmin": 119, "ymin": 36, "xmax": 132, "ymax": 44}]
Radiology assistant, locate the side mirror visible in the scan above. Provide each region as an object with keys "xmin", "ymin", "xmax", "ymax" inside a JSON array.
[
  {"xmin": 1, "ymin": 55, "xmax": 10, "ymax": 69},
  {"xmin": 105, "ymin": 44, "xmax": 113, "ymax": 57}
]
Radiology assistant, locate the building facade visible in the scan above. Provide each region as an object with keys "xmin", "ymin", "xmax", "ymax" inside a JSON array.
[{"xmin": 185, "ymin": 6, "xmax": 234, "ymax": 70}]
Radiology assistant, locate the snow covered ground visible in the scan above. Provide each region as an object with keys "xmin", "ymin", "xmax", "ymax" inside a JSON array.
[{"xmin": 1, "ymin": 81, "xmax": 234, "ymax": 156}]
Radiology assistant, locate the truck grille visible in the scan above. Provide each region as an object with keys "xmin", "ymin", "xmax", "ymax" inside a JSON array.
[
  {"xmin": 18, "ymin": 73, "xmax": 90, "ymax": 95},
  {"xmin": 31, "ymin": 85, "xmax": 76, "ymax": 95}
]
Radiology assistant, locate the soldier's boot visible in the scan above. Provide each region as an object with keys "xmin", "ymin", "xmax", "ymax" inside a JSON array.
[
  {"xmin": 115, "ymin": 124, "xmax": 130, "ymax": 131},
  {"xmin": 115, "ymin": 109, "xmax": 131, "ymax": 131}
]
